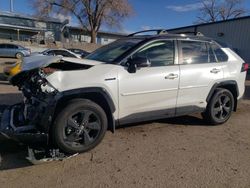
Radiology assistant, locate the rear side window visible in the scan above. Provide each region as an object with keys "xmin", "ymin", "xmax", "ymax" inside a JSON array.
[
  {"xmin": 211, "ymin": 43, "xmax": 228, "ymax": 62},
  {"xmin": 180, "ymin": 41, "xmax": 216, "ymax": 64},
  {"xmin": 5, "ymin": 44, "xmax": 17, "ymax": 49}
]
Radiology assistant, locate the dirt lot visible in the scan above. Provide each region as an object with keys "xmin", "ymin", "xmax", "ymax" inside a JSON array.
[{"xmin": 0, "ymin": 61, "xmax": 250, "ymax": 188}]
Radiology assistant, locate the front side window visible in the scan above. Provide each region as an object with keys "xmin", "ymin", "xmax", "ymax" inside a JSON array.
[
  {"xmin": 46, "ymin": 50, "xmax": 55, "ymax": 56},
  {"xmin": 54, "ymin": 50, "xmax": 76, "ymax": 57},
  {"xmin": 132, "ymin": 40, "xmax": 175, "ymax": 67}
]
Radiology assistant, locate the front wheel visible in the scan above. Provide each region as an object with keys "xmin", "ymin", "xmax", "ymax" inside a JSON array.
[
  {"xmin": 203, "ymin": 88, "xmax": 234, "ymax": 125},
  {"xmin": 53, "ymin": 99, "xmax": 108, "ymax": 154},
  {"xmin": 16, "ymin": 52, "xmax": 23, "ymax": 59}
]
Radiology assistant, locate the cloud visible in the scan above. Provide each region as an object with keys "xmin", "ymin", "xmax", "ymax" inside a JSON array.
[
  {"xmin": 166, "ymin": 2, "xmax": 203, "ymax": 12},
  {"xmin": 52, "ymin": 13, "xmax": 79, "ymax": 26},
  {"xmin": 141, "ymin": 25, "xmax": 153, "ymax": 30}
]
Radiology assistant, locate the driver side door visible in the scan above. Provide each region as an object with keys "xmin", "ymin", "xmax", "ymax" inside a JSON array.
[{"xmin": 118, "ymin": 40, "xmax": 180, "ymax": 124}]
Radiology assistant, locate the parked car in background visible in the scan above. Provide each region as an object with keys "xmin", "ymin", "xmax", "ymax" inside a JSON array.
[
  {"xmin": 31, "ymin": 49, "xmax": 82, "ymax": 59},
  {"xmin": 0, "ymin": 43, "xmax": 31, "ymax": 59},
  {"xmin": 3, "ymin": 49, "xmax": 82, "ymax": 77},
  {"xmin": 68, "ymin": 48, "xmax": 90, "ymax": 58}
]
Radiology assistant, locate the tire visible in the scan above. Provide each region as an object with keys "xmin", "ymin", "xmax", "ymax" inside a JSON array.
[
  {"xmin": 16, "ymin": 52, "xmax": 23, "ymax": 59},
  {"xmin": 203, "ymin": 88, "xmax": 234, "ymax": 125},
  {"xmin": 53, "ymin": 99, "xmax": 108, "ymax": 154}
]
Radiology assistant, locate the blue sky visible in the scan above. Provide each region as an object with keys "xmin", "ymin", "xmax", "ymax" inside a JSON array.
[{"xmin": 0, "ymin": 0, "xmax": 250, "ymax": 33}]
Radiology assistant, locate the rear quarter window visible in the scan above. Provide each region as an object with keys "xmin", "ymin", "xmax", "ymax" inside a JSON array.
[{"xmin": 212, "ymin": 43, "xmax": 228, "ymax": 62}]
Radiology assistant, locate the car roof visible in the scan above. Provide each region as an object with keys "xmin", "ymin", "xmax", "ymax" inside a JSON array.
[{"xmin": 125, "ymin": 33, "xmax": 214, "ymax": 43}]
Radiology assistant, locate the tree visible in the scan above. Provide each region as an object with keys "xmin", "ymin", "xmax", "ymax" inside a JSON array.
[
  {"xmin": 32, "ymin": 0, "xmax": 132, "ymax": 43},
  {"xmin": 197, "ymin": 0, "xmax": 246, "ymax": 23}
]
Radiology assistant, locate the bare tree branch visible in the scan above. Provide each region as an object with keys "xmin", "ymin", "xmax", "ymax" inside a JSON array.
[
  {"xmin": 31, "ymin": 0, "xmax": 133, "ymax": 43},
  {"xmin": 197, "ymin": 0, "xmax": 246, "ymax": 23}
]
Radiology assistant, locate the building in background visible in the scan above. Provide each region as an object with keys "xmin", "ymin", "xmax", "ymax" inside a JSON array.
[
  {"xmin": 0, "ymin": 11, "xmax": 125, "ymax": 45},
  {"xmin": 66, "ymin": 26, "xmax": 126, "ymax": 45},
  {"xmin": 168, "ymin": 16, "xmax": 250, "ymax": 63},
  {"xmin": 0, "ymin": 11, "xmax": 63, "ymax": 43}
]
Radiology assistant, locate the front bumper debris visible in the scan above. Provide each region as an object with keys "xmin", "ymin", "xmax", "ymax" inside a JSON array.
[
  {"xmin": 0, "ymin": 104, "xmax": 78, "ymax": 164},
  {"xmin": 26, "ymin": 147, "xmax": 78, "ymax": 165},
  {"xmin": 0, "ymin": 104, "xmax": 48, "ymax": 144}
]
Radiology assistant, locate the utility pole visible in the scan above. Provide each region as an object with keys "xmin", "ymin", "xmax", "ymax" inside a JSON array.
[{"xmin": 10, "ymin": 0, "xmax": 14, "ymax": 12}]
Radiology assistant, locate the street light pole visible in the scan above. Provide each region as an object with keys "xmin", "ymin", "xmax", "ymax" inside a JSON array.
[{"xmin": 10, "ymin": 0, "xmax": 14, "ymax": 12}]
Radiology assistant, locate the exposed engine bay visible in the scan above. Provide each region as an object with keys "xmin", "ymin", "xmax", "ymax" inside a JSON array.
[{"xmin": 0, "ymin": 57, "xmax": 94, "ymax": 162}]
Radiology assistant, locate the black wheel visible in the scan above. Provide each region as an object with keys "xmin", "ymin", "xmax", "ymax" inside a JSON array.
[
  {"xmin": 203, "ymin": 88, "xmax": 234, "ymax": 125},
  {"xmin": 53, "ymin": 99, "xmax": 107, "ymax": 154},
  {"xmin": 16, "ymin": 52, "xmax": 23, "ymax": 59}
]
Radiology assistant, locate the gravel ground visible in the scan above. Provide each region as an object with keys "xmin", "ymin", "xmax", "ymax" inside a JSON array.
[{"xmin": 0, "ymin": 63, "xmax": 250, "ymax": 187}]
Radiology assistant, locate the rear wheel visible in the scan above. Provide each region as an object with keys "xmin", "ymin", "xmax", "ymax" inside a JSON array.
[
  {"xmin": 53, "ymin": 99, "xmax": 107, "ymax": 154},
  {"xmin": 16, "ymin": 52, "xmax": 23, "ymax": 59},
  {"xmin": 203, "ymin": 88, "xmax": 234, "ymax": 125}
]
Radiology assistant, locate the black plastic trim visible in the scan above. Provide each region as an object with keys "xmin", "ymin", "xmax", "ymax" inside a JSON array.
[
  {"xmin": 57, "ymin": 87, "xmax": 116, "ymax": 113},
  {"xmin": 206, "ymin": 80, "xmax": 239, "ymax": 103},
  {"xmin": 54, "ymin": 87, "xmax": 116, "ymax": 133},
  {"xmin": 118, "ymin": 105, "xmax": 205, "ymax": 125}
]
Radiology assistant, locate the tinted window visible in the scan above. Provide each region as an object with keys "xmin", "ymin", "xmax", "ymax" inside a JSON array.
[
  {"xmin": 46, "ymin": 50, "xmax": 55, "ymax": 56},
  {"xmin": 132, "ymin": 40, "xmax": 175, "ymax": 67},
  {"xmin": 54, "ymin": 50, "xmax": 76, "ymax": 57},
  {"xmin": 212, "ymin": 43, "xmax": 228, "ymax": 62},
  {"xmin": 0, "ymin": 44, "xmax": 5, "ymax": 48},
  {"xmin": 208, "ymin": 44, "xmax": 217, "ymax": 63},
  {"xmin": 86, "ymin": 39, "xmax": 142, "ymax": 63},
  {"xmin": 5, "ymin": 44, "xmax": 17, "ymax": 49},
  {"xmin": 181, "ymin": 41, "xmax": 215, "ymax": 64}
]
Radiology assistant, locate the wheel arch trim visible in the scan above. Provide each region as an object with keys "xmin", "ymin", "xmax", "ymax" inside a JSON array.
[
  {"xmin": 54, "ymin": 87, "xmax": 116, "ymax": 132},
  {"xmin": 206, "ymin": 80, "xmax": 239, "ymax": 111}
]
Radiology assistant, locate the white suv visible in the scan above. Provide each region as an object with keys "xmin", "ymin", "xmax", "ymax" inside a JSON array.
[{"xmin": 0, "ymin": 30, "xmax": 248, "ymax": 154}]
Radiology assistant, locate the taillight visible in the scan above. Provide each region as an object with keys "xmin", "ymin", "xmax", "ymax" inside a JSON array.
[{"xmin": 241, "ymin": 63, "xmax": 249, "ymax": 72}]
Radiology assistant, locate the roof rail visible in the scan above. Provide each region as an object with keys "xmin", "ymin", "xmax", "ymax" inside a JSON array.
[
  {"xmin": 127, "ymin": 29, "xmax": 168, "ymax": 37},
  {"xmin": 176, "ymin": 31, "xmax": 204, "ymax": 36}
]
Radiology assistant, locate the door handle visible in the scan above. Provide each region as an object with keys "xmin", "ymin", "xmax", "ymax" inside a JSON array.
[
  {"xmin": 165, "ymin": 73, "xmax": 178, "ymax": 79},
  {"xmin": 210, "ymin": 68, "xmax": 221, "ymax": 74}
]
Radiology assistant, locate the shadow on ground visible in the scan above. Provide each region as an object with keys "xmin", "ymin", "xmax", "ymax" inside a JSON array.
[
  {"xmin": 0, "ymin": 140, "xmax": 31, "ymax": 170},
  {"xmin": 244, "ymin": 85, "xmax": 250, "ymax": 100},
  {"xmin": 0, "ymin": 79, "xmax": 249, "ymax": 171},
  {"xmin": 0, "ymin": 105, "xmax": 32, "ymax": 170},
  {"xmin": 0, "ymin": 92, "xmax": 31, "ymax": 170}
]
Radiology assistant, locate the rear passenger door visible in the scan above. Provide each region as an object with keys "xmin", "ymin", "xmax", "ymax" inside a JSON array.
[{"xmin": 176, "ymin": 40, "xmax": 225, "ymax": 115}]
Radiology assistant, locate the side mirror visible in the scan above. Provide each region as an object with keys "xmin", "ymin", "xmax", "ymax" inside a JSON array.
[{"xmin": 127, "ymin": 57, "xmax": 151, "ymax": 73}]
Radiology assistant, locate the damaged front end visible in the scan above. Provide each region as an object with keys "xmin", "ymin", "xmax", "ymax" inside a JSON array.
[{"xmin": 0, "ymin": 56, "xmax": 93, "ymax": 146}]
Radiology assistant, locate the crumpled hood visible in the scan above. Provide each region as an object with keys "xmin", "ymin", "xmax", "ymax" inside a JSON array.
[{"xmin": 21, "ymin": 56, "xmax": 105, "ymax": 71}]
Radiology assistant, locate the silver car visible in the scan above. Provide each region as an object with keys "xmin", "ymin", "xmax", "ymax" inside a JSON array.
[{"xmin": 0, "ymin": 43, "xmax": 31, "ymax": 59}]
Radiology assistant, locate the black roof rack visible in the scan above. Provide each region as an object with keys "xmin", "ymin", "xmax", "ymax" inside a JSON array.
[
  {"xmin": 127, "ymin": 29, "xmax": 168, "ymax": 37},
  {"xmin": 176, "ymin": 31, "xmax": 204, "ymax": 36}
]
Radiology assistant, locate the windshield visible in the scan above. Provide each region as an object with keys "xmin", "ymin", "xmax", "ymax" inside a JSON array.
[
  {"xmin": 86, "ymin": 39, "xmax": 142, "ymax": 63},
  {"xmin": 40, "ymin": 49, "xmax": 50, "ymax": 55}
]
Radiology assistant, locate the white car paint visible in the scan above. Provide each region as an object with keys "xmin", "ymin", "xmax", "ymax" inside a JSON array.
[
  {"xmin": 20, "ymin": 39, "xmax": 246, "ymax": 123},
  {"xmin": 42, "ymin": 45, "xmax": 246, "ymax": 121}
]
